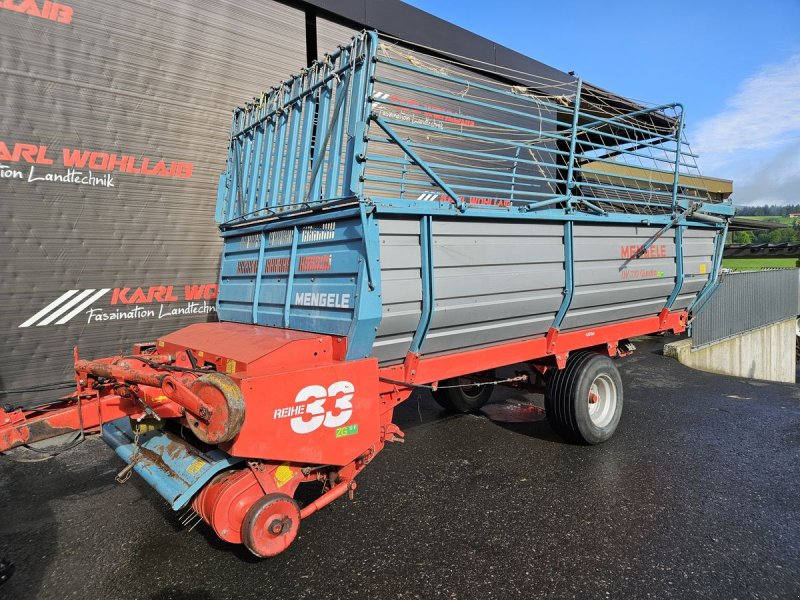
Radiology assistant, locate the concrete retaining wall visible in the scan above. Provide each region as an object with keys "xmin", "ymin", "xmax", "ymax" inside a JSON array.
[{"xmin": 664, "ymin": 318, "xmax": 796, "ymax": 383}]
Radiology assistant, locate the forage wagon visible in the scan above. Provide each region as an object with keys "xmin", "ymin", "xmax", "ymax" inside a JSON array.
[{"xmin": 0, "ymin": 31, "xmax": 733, "ymax": 557}]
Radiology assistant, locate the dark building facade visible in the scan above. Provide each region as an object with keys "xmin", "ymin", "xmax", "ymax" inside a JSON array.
[{"xmin": 0, "ymin": 0, "xmax": 575, "ymax": 404}]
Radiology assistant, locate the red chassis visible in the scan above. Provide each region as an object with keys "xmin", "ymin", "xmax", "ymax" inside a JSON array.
[{"xmin": 0, "ymin": 309, "xmax": 686, "ymax": 556}]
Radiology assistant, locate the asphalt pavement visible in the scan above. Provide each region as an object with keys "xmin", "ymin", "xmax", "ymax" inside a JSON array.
[{"xmin": 1, "ymin": 335, "xmax": 798, "ymax": 599}]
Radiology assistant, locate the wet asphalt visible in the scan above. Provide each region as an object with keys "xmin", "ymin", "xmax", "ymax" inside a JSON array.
[{"xmin": 0, "ymin": 334, "xmax": 798, "ymax": 600}]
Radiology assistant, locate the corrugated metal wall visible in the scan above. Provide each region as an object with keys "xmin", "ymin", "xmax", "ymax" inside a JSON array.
[
  {"xmin": 691, "ymin": 269, "xmax": 799, "ymax": 348},
  {"xmin": 1, "ymin": 0, "xmax": 308, "ymax": 398}
]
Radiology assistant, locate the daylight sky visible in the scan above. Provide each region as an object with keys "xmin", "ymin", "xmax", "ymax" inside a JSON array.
[{"xmin": 407, "ymin": 0, "xmax": 800, "ymax": 206}]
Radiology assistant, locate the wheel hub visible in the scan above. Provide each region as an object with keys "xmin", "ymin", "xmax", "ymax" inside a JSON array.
[
  {"xmin": 268, "ymin": 517, "xmax": 290, "ymax": 536},
  {"xmin": 587, "ymin": 374, "xmax": 617, "ymax": 428}
]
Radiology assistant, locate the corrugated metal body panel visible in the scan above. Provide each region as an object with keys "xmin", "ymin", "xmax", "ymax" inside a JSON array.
[
  {"xmin": 691, "ymin": 269, "xmax": 799, "ymax": 348},
  {"xmin": 373, "ymin": 218, "xmax": 717, "ymax": 363},
  {"xmin": 562, "ymin": 225, "xmax": 714, "ymax": 330},
  {"xmin": 373, "ymin": 217, "xmax": 423, "ymax": 362},
  {"xmin": 1, "ymin": 1, "xmax": 306, "ymax": 395},
  {"xmin": 374, "ymin": 217, "xmax": 565, "ymax": 362},
  {"xmin": 675, "ymin": 228, "xmax": 716, "ymax": 309},
  {"xmin": 424, "ymin": 220, "xmax": 564, "ymax": 355}
]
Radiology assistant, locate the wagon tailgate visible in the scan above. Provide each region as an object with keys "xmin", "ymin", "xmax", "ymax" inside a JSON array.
[{"xmin": 217, "ymin": 216, "xmax": 365, "ymax": 339}]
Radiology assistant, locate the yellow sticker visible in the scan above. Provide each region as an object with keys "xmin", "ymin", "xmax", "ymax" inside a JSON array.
[
  {"xmin": 152, "ymin": 395, "xmax": 169, "ymax": 404},
  {"xmin": 225, "ymin": 358, "xmax": 237, "ymax": 374},
  {"xmin": 186, "ymin": 458, "xmax": 207, "ymax": 476},
  {"xmin": 699, "ymin": 263, "xmax": 707, "ymax": 274},
  {"xmin": 274, "ymin": 464, "xmax": 295, "ymax": 488},
  {"xmin": 158, "ymin": 340, "xmax": 164, "ymax": 347},
  {"xmin": 197, "ymin": 351, "xmax": 204, "ymax": 358}
]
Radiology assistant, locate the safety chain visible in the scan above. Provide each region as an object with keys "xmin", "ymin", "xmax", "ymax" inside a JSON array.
[
  {"xmin": 379, "ymin": 374, "xmax": 527, "ymax": 391},
  {"xmin": 115, "ymin": 424, "xmax": 142, "ymax": 484}
]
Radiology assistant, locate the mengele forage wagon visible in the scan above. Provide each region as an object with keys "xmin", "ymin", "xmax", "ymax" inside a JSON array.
[{"xmin": 0, "ymin": 30, "xmax": 733, "ymax": 557}]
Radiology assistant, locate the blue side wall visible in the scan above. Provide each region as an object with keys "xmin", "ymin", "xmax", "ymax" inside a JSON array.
[{"xmin": 217, "ymin": 206, "xmax": 382, "ymax": 360}]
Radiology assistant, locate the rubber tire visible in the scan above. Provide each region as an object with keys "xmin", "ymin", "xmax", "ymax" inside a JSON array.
[
  {"xmin": 241, "ymin": 493, "xmax": 301, "ymax": 558},
  {"xmin": 431, "ymin": 376, "xmax": 494, "ymax": 413},
  {"xmin": 545, "ymin": 351, "xmax": 623, "ymax": 445}
]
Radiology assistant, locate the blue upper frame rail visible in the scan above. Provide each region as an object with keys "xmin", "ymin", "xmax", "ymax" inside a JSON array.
[{"xmin": 215, "ymin": 30, "xmax": 733, "ymax": 232}]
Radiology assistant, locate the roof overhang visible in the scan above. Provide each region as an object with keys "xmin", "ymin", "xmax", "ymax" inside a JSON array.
[
  {"xmin": 581, "ymin": 161, "xmax": 733, "ymax": 197},
  {"xmin": 728, "ymin": 218, "xmax": 788, "ymax": 231}
]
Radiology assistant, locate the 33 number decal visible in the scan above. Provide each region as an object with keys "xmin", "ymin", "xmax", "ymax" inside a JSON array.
[{"xmin": 290, "ymin": 381, "xmax": 354, "ymax": 434}]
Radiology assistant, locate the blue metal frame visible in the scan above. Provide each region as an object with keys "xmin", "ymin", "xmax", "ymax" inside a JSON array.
[
  {"xmin": 345, "ymin": 203, "xmax": 383, "ymax": 360},
  {"xmin": 409, "ymin": 215, "xmax": 434, "ymax": 353},
  {"xmin": 360, "ymin": 198, "xmax": 731, "ymax": 224},
  {"xmin": 565, "ymin": 80, "xmax": 583, "ymax": 208},
  {"xmin": 345, "ymin": 34, "xmax": 374, "ymax": 197},
  {"xmin": 283, "ymin": 226, "xmax": 299, "ymax": 328},
  {"xmin": 281, "ymin": 82, "xmax": 303, "ymax": 207},
  {"xmin": 551, "ymin": 220, "xmax": 575, "ymax": 330},
  {"xmin": 371, "ymin": 116, "xmax": 466, "ymax": 211},
  {"xmin": 252, "ymin": 231, "xmax": 267, "ymax": 323},
  {"xmin": 688, "ymin": 224, "xmax": 729, "ymax": 317},
  {"xmin": 664, "ymin": 225, "xmax": 685, "ymax": 310}
]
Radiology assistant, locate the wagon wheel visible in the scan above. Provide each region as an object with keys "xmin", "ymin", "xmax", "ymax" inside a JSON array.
[
  {"xmin": 432, "ymin": 372, "xmax": 495, "ymax": 413},
  {"xmin": 545, "ymin": 352, "xmax": 623, "ymax": 445},
  {"xmin": 241, "ymin": 494, "xmax": 301, "ymax": 558}
]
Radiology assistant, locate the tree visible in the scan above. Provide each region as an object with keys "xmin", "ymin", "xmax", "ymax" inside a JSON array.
[{"xmin": 767, "ymin": 228, "xmax": 796, "ymax": 244}]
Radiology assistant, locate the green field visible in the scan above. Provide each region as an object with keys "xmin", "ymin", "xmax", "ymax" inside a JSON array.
[
  {"xmin": 722, "ymin": 258, "xmax": 799, "ymax": 270},
  {"xmin": 738, "ymin": 216, "xmax": 797, "ymax": 225}
]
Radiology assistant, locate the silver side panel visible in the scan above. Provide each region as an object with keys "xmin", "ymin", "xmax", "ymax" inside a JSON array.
[
  {"xmin": 374, "ymin": 216, "xmax": 717, "ymax": 363},
  {"xmin": 562, "ymin": 224, "xmax": 713, "ymax": 330},
  {"xmin": 373, "ymin": 218, "xmax": 423, "ymax": 362},
  {"xmin": 676, "ymin": 228, "xmax": 716, "ymax": 309},
  {"xmin": 424, "ymin": 220, "xmax": 564, "ymax": 356}
]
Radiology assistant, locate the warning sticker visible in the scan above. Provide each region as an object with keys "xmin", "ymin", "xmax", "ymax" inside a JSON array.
[
  {"xmin": 186, "ymin": 458, "xmax": 207, "ymax": 476},
  {"xmin": 274, "ymin": 464, "xmax": 295, "ymax": 488}
]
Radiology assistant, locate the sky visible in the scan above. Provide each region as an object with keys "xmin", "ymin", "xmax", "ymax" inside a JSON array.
[{"xmin": 406, "ymin": 0, "xmax": 800, "ymax": 206}]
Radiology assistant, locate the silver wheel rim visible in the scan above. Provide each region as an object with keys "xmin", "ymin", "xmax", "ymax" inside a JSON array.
[
  {"xmin": 587, "ymin": 374, "xmax": 617, "ymax": 428},
  {"xmin": 795, "ymin": 318, "xmax": 800, "ymax": 337}
]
